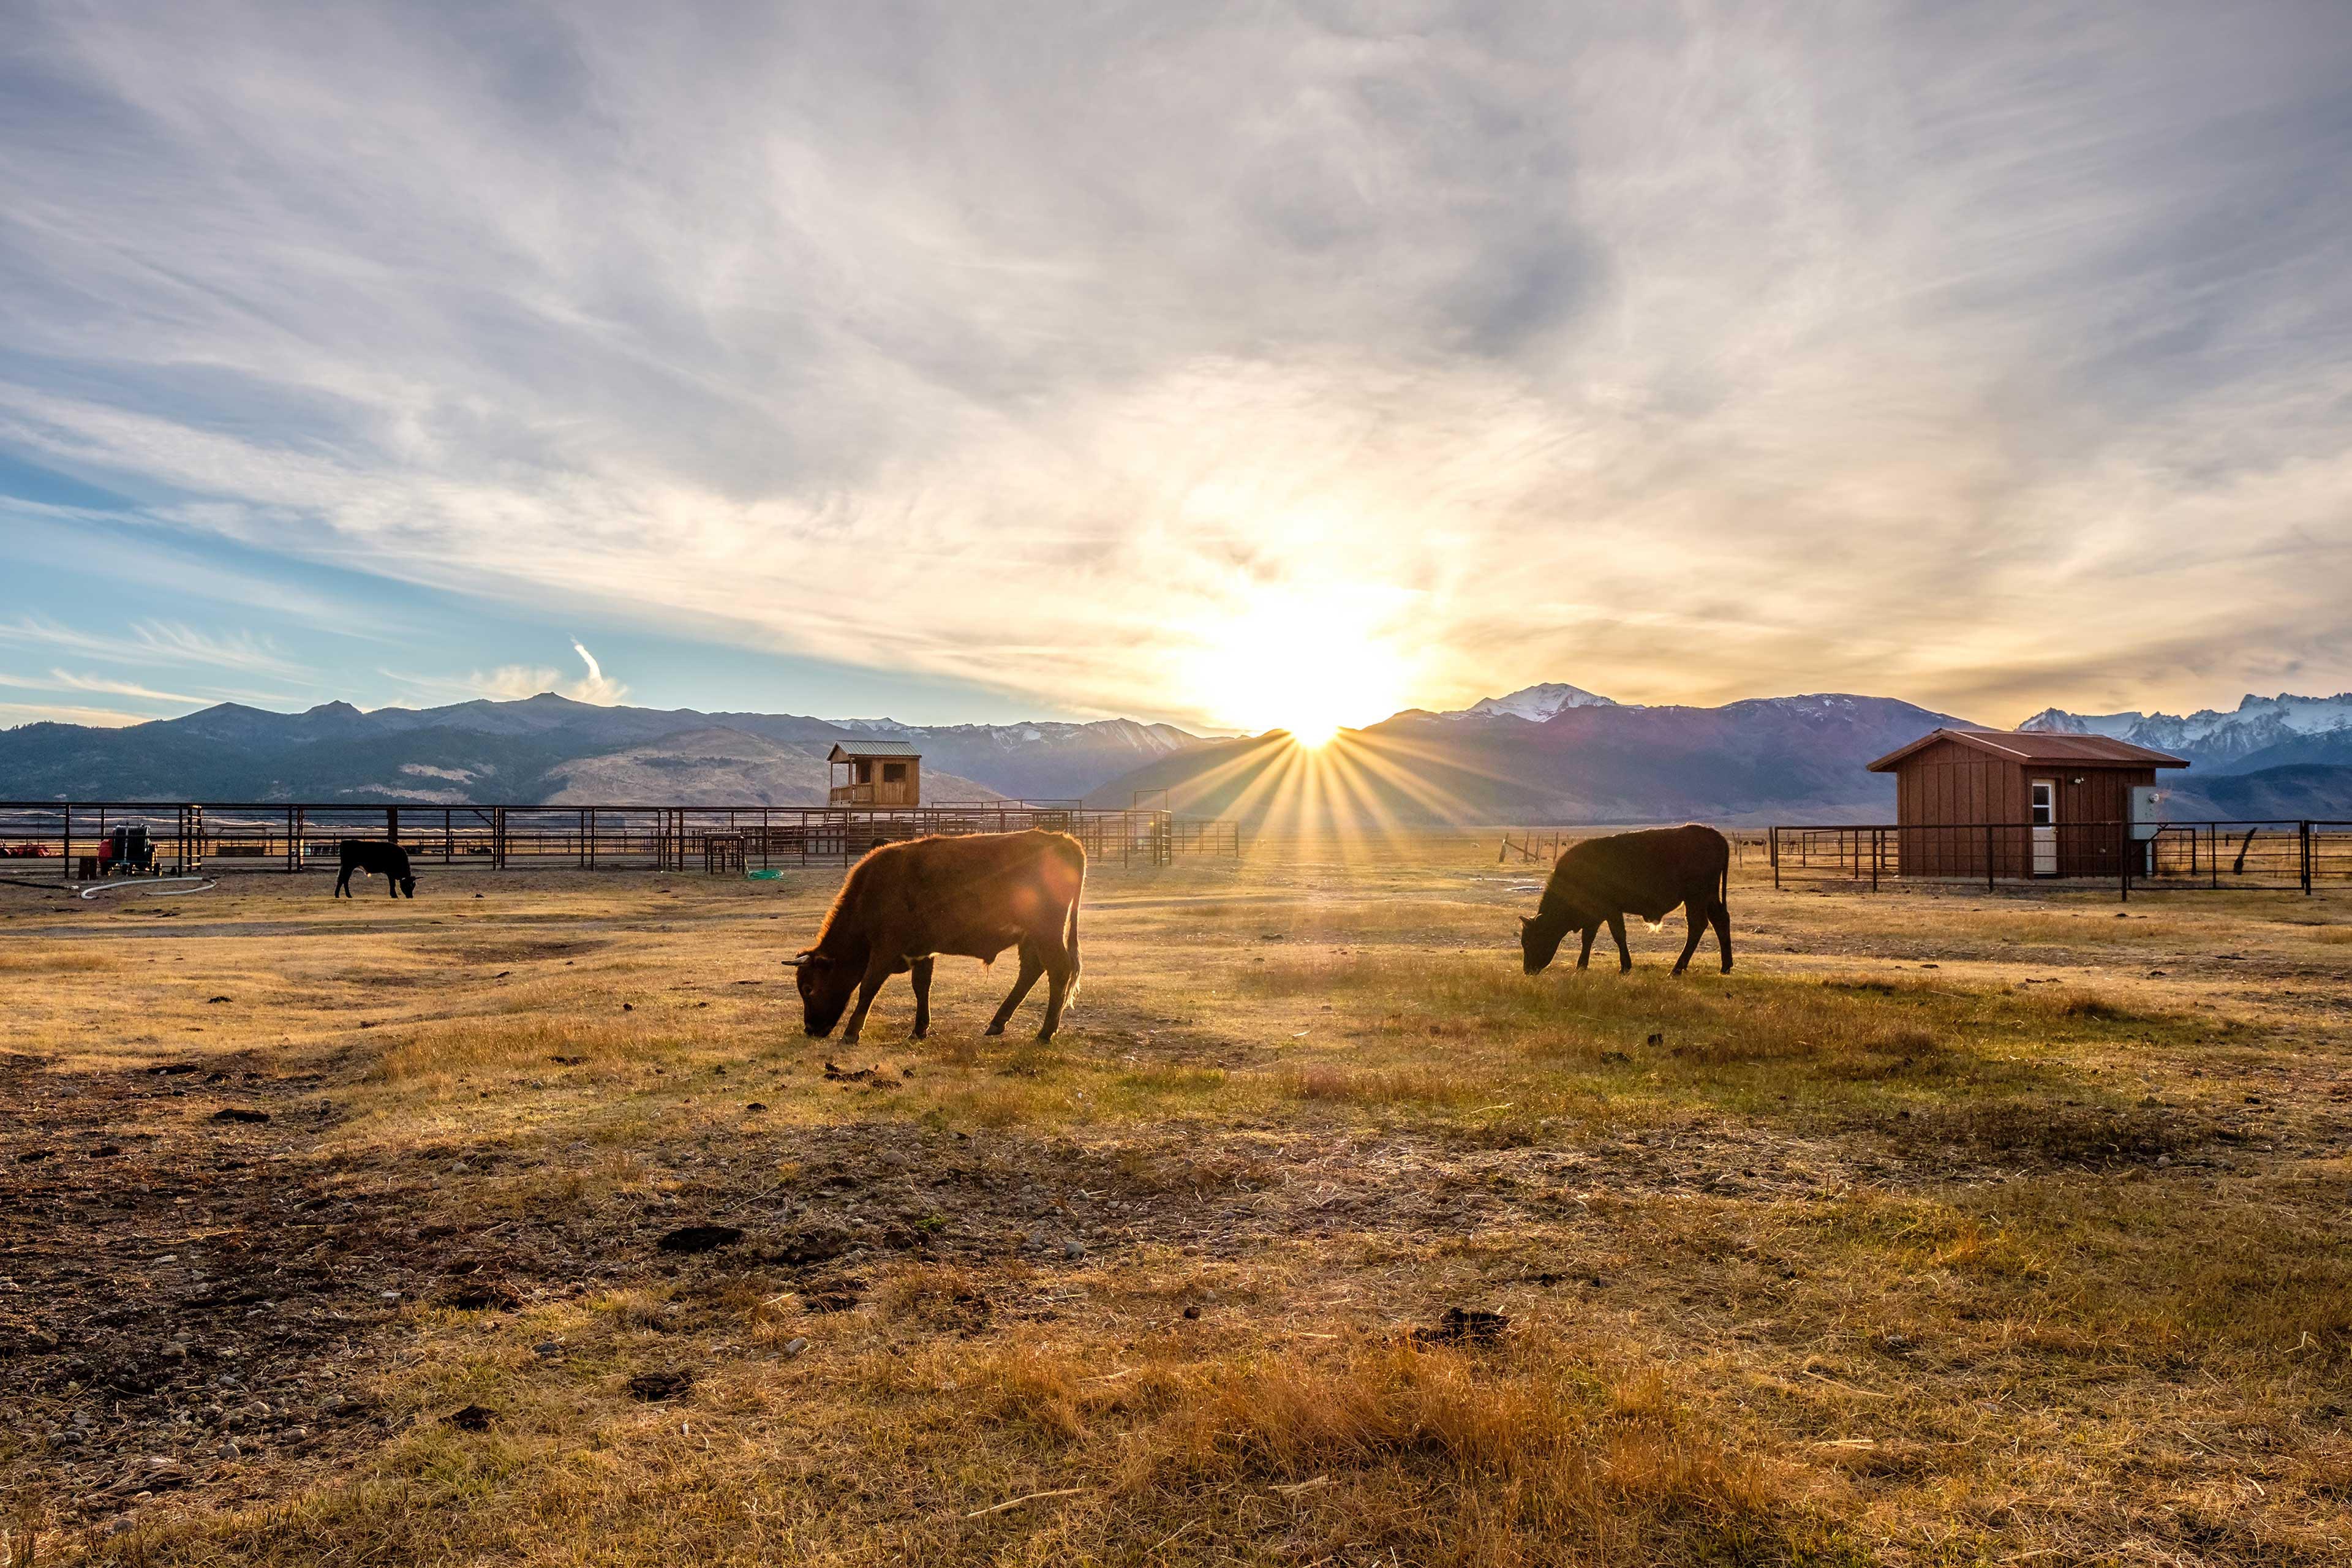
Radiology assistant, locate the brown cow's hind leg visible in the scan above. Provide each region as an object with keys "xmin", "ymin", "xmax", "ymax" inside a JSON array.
[
  {"xmin": 1710, "ymin": 899, "xmax": 1733, "ymax": 972},
  {"xmin": 1606, "ymin": 914, "xmax": 1632, "ymax": 972},
  {"xmin": 1036, "ymin": 938, "xmax": 1074, "ymax": 1042},
  {"xmin": 986, "ymin": 947, "xmax": 1044, "ymax": 1037},
  {"xmin": 909, "ymin": 957, "xmax": 933, "ymax": 1039}
]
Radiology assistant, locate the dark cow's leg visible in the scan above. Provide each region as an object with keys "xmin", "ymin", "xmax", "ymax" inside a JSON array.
[
  {"xmin": 840, "ymin": 954, "xmax": 895, "ymax": 1046},
  {"xmin": 334, "ymin": 867, "xmax": 350, "ymax": 897},
  {"xmin": 986, "ymin": 945, "xmax": 1045, "ymax": 1037},
  {"xmin": 909, "ymin": 957, "xmax": 934, "ymax": 1039},
  {"xmin": 1606, "ymin": 913, "xmax": 1632, "ymax": 972},
  {"xmin": 1710, "ymin": 899, "xmax": 1733, "ymax": 973},
  {"xmin": 1576, "ymin": 925, "xmax": 1597, "ymax": 970},
  {"xmin": 386, "ymin": 873, "xmax": 400, "ymax": 899},
  {"xmin": 1673, "ymin": 902, "xmax": 1706, "ymax": 976}
]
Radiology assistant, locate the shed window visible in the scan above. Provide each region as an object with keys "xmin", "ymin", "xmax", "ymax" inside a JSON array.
[
  {"xmin": 2029, "ymin": 781, "xmax": 2054, "ymax": 826},
  {"xmin": 856, "ymin": 760, "xmax": 873, "ymax": 783},
  {"xmin": 883, "ymin": 763, "xmax": 907, "ymax": 784}
]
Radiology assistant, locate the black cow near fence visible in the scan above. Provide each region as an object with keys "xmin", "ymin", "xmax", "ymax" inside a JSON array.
[
  {"xmin": 334, "ymin": 839, "xmax": 417, "ymax": 899},
  {"xmin": 1520, "ymin": 824, "xmax": 1731, "ymax": 976}
]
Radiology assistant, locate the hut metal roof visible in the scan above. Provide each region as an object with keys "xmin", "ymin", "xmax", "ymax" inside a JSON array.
[
  {"xmin": 1867, "ymin": 728, "xmax": 2189, "ymax": 772},
  {"xmin": 827, "ymin": 740, "xmax": 921, "ymax": 761}
]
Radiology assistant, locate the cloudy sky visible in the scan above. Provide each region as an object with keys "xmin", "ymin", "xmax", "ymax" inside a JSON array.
[{"xmin": 2, "ymin": 1, "xmax": 2348, "ymax": 733}]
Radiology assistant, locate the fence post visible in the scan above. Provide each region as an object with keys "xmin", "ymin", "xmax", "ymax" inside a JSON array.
[
  {"xmin": 2209, "ymin": 824, "xmax": 2218, "ymax": 890},
  {"xmin": 1769, "ymin": 827, "xmax": 1779, "ymax": 889},
  {"xmin": 2303, "ymin": 821, "xmax": 2313, "ymax": 895},
  {"xmin": 62, "ymin": 802, "xmax": 70, "ymax": 880}
]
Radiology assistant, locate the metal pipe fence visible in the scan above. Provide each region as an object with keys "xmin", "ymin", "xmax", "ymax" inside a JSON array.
[
  {"xmin": 0, "ymin": 799, "xmax": 1243, "ymax": 881},
  {"xmin": 1768, "ymin": 820, "xmax": 2350, "ymax": 898},
  {"xmin": 1499, "ymin": 827, "xmax": 1770, "ymax": 868}
]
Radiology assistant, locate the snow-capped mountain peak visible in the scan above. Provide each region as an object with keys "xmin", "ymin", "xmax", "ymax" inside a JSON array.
[
  {"xmin": 1458, "ymin": 683, "xmax": 1619, "ymax": 722},
  {"xmin": 2019, "ymin": 692, "xmax": 2352, "ymax": 769}
]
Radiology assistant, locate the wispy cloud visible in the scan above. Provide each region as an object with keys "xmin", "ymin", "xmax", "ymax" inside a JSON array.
[
  {"xmin": 0, "ymin": 618, "xmax": 306, "ymax": 681},
  {"xmin": 567, "ymin": 641, "xmax": 626, "ymax": 704},
  {"xmin": 0, "ymin": 4, "xmax": 2346, "ymax": 725},
  {"xmin": 39, "ymin": 669, "xmax": 205, "ymax": 704},
  {"xmin": 382, "ymin": 640, "xmax": 628, "ymax": 707}
]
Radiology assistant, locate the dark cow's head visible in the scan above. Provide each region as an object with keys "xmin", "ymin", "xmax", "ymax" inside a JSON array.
[
  {"xmin": 399, "ymin": 873, "xmax": 417, "ymax": 898},
  {"xmin": 1519, "ymin": 912, "xmax": 1571, "ymax": 976},
  {"xmin": 785, "ymin": 949, "xmax": 853, "ymax": 1038}
]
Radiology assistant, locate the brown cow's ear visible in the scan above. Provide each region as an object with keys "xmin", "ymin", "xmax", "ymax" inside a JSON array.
[
  {"xmin": 783, "ymin": 952, "xmax": 813, "ymax": 968},
  {"xmin": 1518, "ymin": 916, "xmax": 1533, "ymax": 930}
]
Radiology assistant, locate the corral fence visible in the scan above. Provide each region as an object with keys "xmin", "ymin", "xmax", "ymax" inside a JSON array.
[
  {"xmin": 1767, "ymin": 820, "xmax": 2352, "ymax": 899},
  {"xmin": 1499, "ymin": 827, "xmax": 1771, "ymax": 869},
  {"xmin": 0, "ymin": 799, "xmax": 1243, "ymax": 881}
]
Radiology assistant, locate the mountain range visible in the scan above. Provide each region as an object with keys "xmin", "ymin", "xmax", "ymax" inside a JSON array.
[
  {"xmin": 5, "ymin": 684, "xmax": 2351, "ymax": 824},
  {"xmin": 2019, "ymin": 692, "xmax": 2352, "ymax": 772}
]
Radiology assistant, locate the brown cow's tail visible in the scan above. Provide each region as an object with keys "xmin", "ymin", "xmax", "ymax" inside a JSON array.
[{"xmin": 1063, "ymin": 857, "xmax": 1084, "ymax": 1008}]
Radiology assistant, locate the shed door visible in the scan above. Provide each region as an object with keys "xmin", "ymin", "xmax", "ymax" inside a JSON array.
[{"xmin": 2030, "ymin": 777, "xmax": 2057, "ymax": 875}]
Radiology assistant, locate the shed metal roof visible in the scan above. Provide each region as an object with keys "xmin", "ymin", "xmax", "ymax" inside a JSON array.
[
  {"xmin": 1867, "ymin": 728, "xmax": 2189, "ymax": 772},
  {"xmin": 827, "ymin": 741, "xmax": 920, "ymax": 761}
]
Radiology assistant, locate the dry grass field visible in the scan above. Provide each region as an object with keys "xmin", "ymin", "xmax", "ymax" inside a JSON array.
[{"xmin": 3, "ymin": 839, "xmax": 2350, "ymax": 1566}]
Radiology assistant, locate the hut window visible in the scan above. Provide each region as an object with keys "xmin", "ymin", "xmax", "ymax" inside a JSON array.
[
  {"xmin": 856, "ymin": 761, "xmax": 873, "ymax": 783},
  {"xmin": 883, "ymin": 763, "xmax": 907, "ymax": 785}
]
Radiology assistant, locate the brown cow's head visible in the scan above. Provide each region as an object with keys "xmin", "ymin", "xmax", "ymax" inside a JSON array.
[{"xmin": 785, "ymin": 949, "xmax": 854, "ymax": 1037}]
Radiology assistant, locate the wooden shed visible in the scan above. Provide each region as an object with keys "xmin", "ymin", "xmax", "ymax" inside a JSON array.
[
  {"xmin": 827, "ymin": 742, "xmax": 920, "ymax": 808},
  {"xmin": 1866, "ymin": 729, "xmax": 2188, "ymax": 880}
]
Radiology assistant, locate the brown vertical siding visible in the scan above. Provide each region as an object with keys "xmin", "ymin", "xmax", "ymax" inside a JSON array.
[{"xmin": 1891, "ymin": 745, "xmax": 2156, "ymax": 881}]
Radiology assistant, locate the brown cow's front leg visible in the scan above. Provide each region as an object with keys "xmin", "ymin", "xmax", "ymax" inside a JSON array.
[
  {"xmin": 909, "ymin": 957, "xmax": 934, "ymax": 1039},
  {"xmin": 1673, "ymin": 902, "xmax": 1706, "ymax": 975},
  {"xmin": 840, "ymin": 954, "xmax": 896, "ymax": 1046},
  {"xmin": 1606, "ymin": 913, "xmax": 1632, "ymax": 972},
  {"xmin": 1575, "ymin": 925, "xmax": 1597, "ymax": 970},
  {"xmin": 986, "ymin": 947, "xmax": 1044, "ymax": 1036}
]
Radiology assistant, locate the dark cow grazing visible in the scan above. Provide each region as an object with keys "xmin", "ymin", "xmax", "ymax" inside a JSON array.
[
  {"xmin": 786, "ymin": 829, "xmax": 1085, "ymax": 1044},
  {"xmin": 1520, "ymin": 824, "xmax": 1730, "ymax": 977},
  {"xmin": 334, "ymin": 839, "xmax": 416, "ymax": 899}
]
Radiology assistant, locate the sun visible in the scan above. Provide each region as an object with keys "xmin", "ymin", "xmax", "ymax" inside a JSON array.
[{"xmin": 1182, "ymin": 587, "xmax": 1413, "ymax": 747}]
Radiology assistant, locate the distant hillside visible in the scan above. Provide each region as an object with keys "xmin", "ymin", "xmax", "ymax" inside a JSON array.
[
  {"xmin": 0, "ymin": 695, "xmax": 1195, "ymax": 804},
  {"xmin": 2160, "ymin": 765, "xmax": 2352, "ymax": 821},
  {"xmin": 1087, "ymin": 695, "xmax": 1966, "ymax": 826},
  {"xmin": 17, "ymin": 684, "xmax": 2352, "ymax": 824}
]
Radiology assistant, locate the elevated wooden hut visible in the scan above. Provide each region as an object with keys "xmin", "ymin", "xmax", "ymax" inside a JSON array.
[
  {"xmin": 1866, "ymin": 729, "xmax": 2188, "ymax": 879},
  {"xmin": 827, "ymin": 741, "xmax": 920, "ymax": 808}
]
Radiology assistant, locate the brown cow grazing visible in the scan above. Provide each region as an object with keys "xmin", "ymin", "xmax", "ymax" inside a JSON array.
[
  {"xmin": 1520, "ymin": 824, "xmax": 1731, "ymax": 977},
  {"xmin": 785, "ymin": 830, "xmax": 1085, "ymax": 1045}
]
